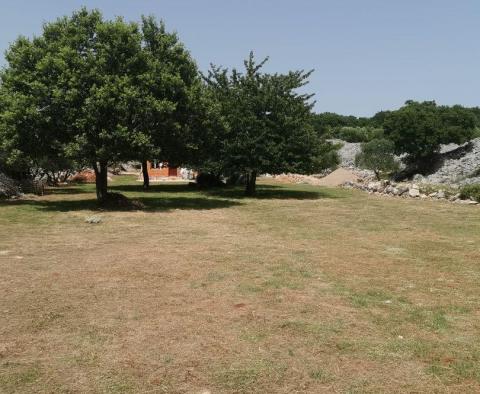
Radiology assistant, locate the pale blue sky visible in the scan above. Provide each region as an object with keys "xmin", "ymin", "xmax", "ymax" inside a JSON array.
[{"xmin": 1, "ymin": 0, "xmax": 479, "ymax": 116}]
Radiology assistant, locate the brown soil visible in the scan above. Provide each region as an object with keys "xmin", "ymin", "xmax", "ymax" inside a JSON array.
[{"xmin": 314, "ymin": 168, "xmax": 359, "ymax": 186}]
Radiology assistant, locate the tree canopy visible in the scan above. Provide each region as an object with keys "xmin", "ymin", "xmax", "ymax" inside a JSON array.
[
  {"xmin": 0, "ymin": 8, "xmax": 199, "ymax": 201},
  {"xmin": 202, "ymin": 52, "xmax": 338, "ymax": 195},
  {"xmin": 383, "ymin": 100, "xmax": 476, "ymax": 168}
]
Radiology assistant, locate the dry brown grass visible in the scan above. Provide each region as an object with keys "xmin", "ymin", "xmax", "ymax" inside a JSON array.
[{"xmin": 1, "ymin": 176, "xmax": 479, "ymax": 393}]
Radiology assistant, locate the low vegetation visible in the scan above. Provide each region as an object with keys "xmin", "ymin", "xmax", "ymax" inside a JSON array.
[
  {"xmin": 332, "ymin": 126, "xmax": 384, "ymax": 143},
  {"xmin": 355, "ymin": 138, "xmax": 399, "ymax": 180},
  {"xmin": 1, "ymin": 176, "xmax": 479, "ymax": 393},
  {"xmin": 460, "ymin": 183, "xmax": 480, "ymax": 202}
]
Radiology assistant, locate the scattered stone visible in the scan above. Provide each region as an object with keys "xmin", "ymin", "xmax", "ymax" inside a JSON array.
[
  {"xmin": 408, "ymin": 188, "xmax": 420, "ymax": 198},
  {"xmin": 340, "ymin": 180, "xmax": 478, "ymax": 206},
  {"xmin": 85, "ymin": 216, "xmax": 102, "ymax": 224},
  {"xmin": 449, "ymin": 193, "xmax": 461, "ymax": 201},
  {"xmin": 367, "ymin": 181, "xmax": 382, "ymax": 192}
]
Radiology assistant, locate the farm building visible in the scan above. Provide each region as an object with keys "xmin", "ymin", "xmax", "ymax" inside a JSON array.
[
  {"xmin": 144, "ymin": 161, "xmax": 195, "ymax": 181},
  {"xmin": 146, "ymin": 160, "xmax": 179, "ymax": 177}
]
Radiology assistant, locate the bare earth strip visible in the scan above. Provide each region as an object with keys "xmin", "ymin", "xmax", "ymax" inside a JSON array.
[{"xmin": 0, "ymin": 177, "xmax": 479, "ymax": 393}]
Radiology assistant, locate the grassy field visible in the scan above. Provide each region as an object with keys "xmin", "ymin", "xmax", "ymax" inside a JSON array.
[{"xmin": 1, "ymin": 175, "xmax": 479, "ymax": 393}]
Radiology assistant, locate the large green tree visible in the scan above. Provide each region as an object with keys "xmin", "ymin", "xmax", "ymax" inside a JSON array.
[
  {"xmin": 135, "ymin": 16, "xmax": 201, "ymax": 189},
  {"xmin": 384, "ymin": 100, "xmax": 476, "ymax": 170},
  {"xmin": 0, "ymin": 9, "xmax": 200, "ymax": 201},
  {"xmin": 202, "ymin": 53, "xmax": 338, "ymax": 195}
]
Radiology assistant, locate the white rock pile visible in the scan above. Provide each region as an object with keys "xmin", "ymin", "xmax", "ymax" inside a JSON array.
[
  {"xmin": 422, "ymin": 138, "xmax": 480, "ymax": 185},
  {"xmin": 0, "ymin": 172, "xmax": 20, "ymax": 199},
  {"xmin": 342, "ymin": 179, "xmax": 479, "ymax": 205}
]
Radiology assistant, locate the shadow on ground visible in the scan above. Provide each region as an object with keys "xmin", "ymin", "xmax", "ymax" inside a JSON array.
[
  {"xmin": 1, "ymin": 183, "xmax": 342, "ymax": 213},
  {"xmin": 108, "ymin": 183, "xmax": 194, "ymax": 194},
  {"xmin": 202, "ymin": 184, "xmax": 343, "ymax": 200},
  {"xmin": 44, "ymin": 185, "xmax": 94, "ymax": 195},
  {"xmin": 2, "ymin": 196, "xmax": 241, "ymax": 212}
]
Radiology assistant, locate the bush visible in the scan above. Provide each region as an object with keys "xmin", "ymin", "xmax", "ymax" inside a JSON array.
[
  {"xmin": 196, "ymin": 172, "xmax": 225, "ymax": 188},
  {"xmin": 355, "ymin": 138, "xmax": 399, "ymax": 179},
  {"xmin": 333, "ymin": 126, "xmax": 384, "ymax": 143},
  {"xmin": 459, "ymin": 184, "xmax": 480, "ymax": 202}
]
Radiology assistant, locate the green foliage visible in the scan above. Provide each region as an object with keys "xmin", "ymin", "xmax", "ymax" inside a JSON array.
[
  {"xmin": 0, "ymin": 8, "xmax": 199, "ymax": 200},
  {"xmin": 459, "ymin": 184, "xmax": 480, "ymax": 202},
  {"xmin": 311, "ymin": 112, "xmax": 373, "ymax": 136},
  {"xmin": 370, "ymin": 110, "xmax": 392, "ymax": 127},
  {"xmin": 384, "ymin": 101, "xmax": 476, "ymax": 167},
  {"xmin": 468, "ymin": 107, "xmax": 480, "ymax": 128},
  {"xmin": 355, "ymin": 138, "xmax": 399, "ymax": 179},
  {"xmin": 202, "ymin": 52, "xmax": 338, "ymax": 194},
  {"xmin": 333, "ymin": 126, "xmax": 384, "ymax": 142}
]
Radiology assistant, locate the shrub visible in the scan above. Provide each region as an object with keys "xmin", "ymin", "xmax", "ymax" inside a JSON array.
[
  {"xmin": 355, "ymin": 138, "xmax": 399, "ymax": 179},
  {"xmin": 196, "ymin": 172, "xmax": 225, "ymax": 188},
  {"xmin": 333, "ymin": 126, "xmax": 384, "ymax": 143},
  {"xmin": 459, "ymin": 184, "xmax": 480, "ymax": 202}
]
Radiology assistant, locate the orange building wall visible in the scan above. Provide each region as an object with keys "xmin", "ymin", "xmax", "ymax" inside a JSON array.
[{"xmin": 146, "ymin": 161, "xmax": 178, "ymax": 177}]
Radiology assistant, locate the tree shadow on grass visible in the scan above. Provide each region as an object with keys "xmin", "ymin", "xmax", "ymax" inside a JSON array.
[
  {"xmin": 45, "ymin": 185, "xmax": 94, "ymax": 195},
  {"xmin": 2, "ymin": 195, "xmax": 241, "ymax": 213},
  {"xmin": 202, "ymin": 184, "xmax": 344, "ymax": 200},
  {"xmin": 44, "ymin": 182, "xmax": 193, "ymax": 196},
  {"xmin": 1, "ymin": 183, "xmax": 342, "ymax": 213},
  {"xmin": 108, "ymin": 182, "xmax": 194, "ymax": 194}
]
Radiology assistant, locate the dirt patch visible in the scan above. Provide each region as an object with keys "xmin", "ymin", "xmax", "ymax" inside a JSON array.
[
  {"xmin": 271, "ymin": 168, "xmax": 361, "ymax": 187},
  {"xmin": 315, "ymin": 168, "xmax": 360, "ymax": 186},
  {"xmin": 69, "ymin": 170, "xmax": 113, "ymax": 184}
]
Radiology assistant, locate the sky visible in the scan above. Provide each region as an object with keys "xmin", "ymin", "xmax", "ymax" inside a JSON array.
[{"xmin": 0, "ymin": 0, "xmax": 479, "ymax": 116}]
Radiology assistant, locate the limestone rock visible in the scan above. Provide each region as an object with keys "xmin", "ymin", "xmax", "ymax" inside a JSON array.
[
  {"xmin": 85, "ymin": 216, "xmax": 102, "ymax": 224},
  {"xmin": 408, "ymin": 188, "xmax": 420, "ymax": 198}
]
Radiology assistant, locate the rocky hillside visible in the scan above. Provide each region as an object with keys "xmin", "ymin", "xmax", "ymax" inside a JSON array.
[
  {"xmin": 423, "ymin": 138, "xmax": 480, "ymax": 185},
  {"xmin": 333, "ymin": 138, "xmax": 480, "ymax": 185},
  {"xmin": 330, "ymin": 139, "xmax": 362, "ymax": 168}
]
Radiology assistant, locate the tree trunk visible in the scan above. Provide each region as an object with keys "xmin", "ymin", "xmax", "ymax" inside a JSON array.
[
  {"xmin": 245, "ymin": 170, "xmax": 257, "ymax": 196},
  {"xmin": 93, "ymin": 161, "xmax": 108, "ymax": 203},
  {"xmin": 142, "ymin": 160, "xmax": 150, "ymax": 189}
]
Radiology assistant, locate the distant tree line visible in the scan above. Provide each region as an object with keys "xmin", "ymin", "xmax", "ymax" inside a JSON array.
[
  {"xmin": 313, "ymin": 101, "xmax": 479, "ymax": 178},
  {"xmin": 312, "ymin": 105, "xmax": 480, "ymax": 139}
]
